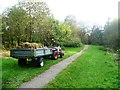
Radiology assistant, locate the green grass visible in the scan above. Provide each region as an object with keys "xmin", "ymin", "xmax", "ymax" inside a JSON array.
[
  {"xmin": 2, "ymin": 45, "xmax": 84, "ymax": 88},
  {"xmin": 46, "ymin": 45, "xmax": 118, "ymax": 88}
]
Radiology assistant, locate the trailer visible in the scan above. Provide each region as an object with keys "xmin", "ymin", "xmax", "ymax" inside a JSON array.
[{"xmin": 10, "ymin": 47, "xmax": 64, "ymax": 67}]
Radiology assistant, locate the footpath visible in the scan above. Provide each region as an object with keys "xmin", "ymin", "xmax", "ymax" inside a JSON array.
[{"xmin": 19, "ymin": 45, "xmax": 89, "ymax": 88}]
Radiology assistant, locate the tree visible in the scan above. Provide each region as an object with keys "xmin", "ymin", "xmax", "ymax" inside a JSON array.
[
  {"xmin": 19, "ymin": 0, "xmax": 51, "ymax": 43},
  {"xmin": 2, "ymin": 6, "xmax": 28, "ymax": 47},
  {"xmin": 88, "ymin": 25, "xmax": 104, "ymax": 45},
  {"xmin": 2, "ymin": 0, "xmax": 52, "ymax": 48},
  {"xmin": 0, "ymin": 13, "xmax": 2, "ymax": 49},
  {"xmin": 64, "ymin": 15, "xmax": 81, "ymax": 47},
  {"xmin": 48, "ymin": 17, "xmax": 71, "ymax": 46},
  {"xmin": 78, "ymin": 25, "xmax": 89, "ymax": 44},
  {"xmin": 65, "ymin": 15, "xmax": 79, "ymax": 38},
  {"xmin": 104, "ymin": 19, "xmax": 118, "ymax": 51}
]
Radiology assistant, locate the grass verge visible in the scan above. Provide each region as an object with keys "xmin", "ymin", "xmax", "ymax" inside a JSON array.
[
  {"xmin": 2, "ymin": 45, "xmax": 84, "ymax": 88},
  {"xmin": 46, "ymin": 45, "xmax": 118, "ymax": 88}
]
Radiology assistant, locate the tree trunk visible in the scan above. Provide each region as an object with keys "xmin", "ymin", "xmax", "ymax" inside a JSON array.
[
  {"xmin": 17, "ymin": 38, "xmax": 20, "ymax": 46},
  {"xmin": 11, "ymin": 38, "xmax": 14, "ymax": 45}
]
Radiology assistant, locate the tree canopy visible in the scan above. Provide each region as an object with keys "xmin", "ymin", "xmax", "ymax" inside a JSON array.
[{"xmin": 1, "ymin": 0, "xmax": 119, "ymax": 52}]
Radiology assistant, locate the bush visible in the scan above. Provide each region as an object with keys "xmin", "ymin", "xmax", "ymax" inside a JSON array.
[
  {"xmin": 99, "ymin": 47, "xmax": 107, "ymax": 51},
  {"xmin": 63, "ymin": 38, "xmax": 81, "ymax": 47}
]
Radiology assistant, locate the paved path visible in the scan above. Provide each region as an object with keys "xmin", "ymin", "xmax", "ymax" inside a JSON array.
[{"xmin": 19, "ymin": 45, "xmax": 89, "ymax": 88}]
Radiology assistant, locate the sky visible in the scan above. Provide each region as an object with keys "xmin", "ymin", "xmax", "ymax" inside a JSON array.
[{"xmin": 0, "ymin": 0, "xmax": 119, "ymax": 27}]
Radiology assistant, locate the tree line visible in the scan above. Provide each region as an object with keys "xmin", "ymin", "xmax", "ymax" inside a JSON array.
[
  {"xmin": 1, "ymin": 0, "xmax": 119, "ymax": 53},
  {"xmin": 1, "ymin": 0, "xmax": 88, "ymax": 48},
  {"xmin": 88, "ymin": 19, "xmax": 119, "ymax": 53}
]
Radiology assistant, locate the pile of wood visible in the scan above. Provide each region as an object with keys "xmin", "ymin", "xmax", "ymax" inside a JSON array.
[{"xmin": 17, "ymin": 42, "xmax": 43, "ymax": 49}]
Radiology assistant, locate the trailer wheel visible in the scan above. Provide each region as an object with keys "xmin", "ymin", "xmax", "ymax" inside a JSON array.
[
  {"xmin": 18, "ymin": 58, "xmax": 27, "ymax": 66},
  {"xmin": 60, "ymin": 52, "xmax": 64, "ymax": 58},
  {"xmin": 52, "ymin": 51, "xmax": 58, "ymax": 60},
  {"xmin": 36, "ymin": 57, "xmax": 44, "ymax": 67}
]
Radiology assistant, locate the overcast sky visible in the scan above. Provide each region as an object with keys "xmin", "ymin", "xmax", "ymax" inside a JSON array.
[{"xmin": 0, "ymin": 0, "xmax": 119, "ymax": 27}]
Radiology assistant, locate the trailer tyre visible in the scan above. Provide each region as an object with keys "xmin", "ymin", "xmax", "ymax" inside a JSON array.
[
  {"xmin": 52, "ymin": 51, "xmax": 58, "ymax": 60},
  {"xmin": 18, "ymin": 58, "xmax": 27, "ymax": 66},
  {"xmin": 36, "ymin": 57, "xmax": 44, "ymax": 67}
]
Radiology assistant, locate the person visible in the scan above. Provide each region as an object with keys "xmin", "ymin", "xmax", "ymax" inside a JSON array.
[
  {"xmin": 44, "ymin": 39, "xmax": 49, "ymax": 47},
  {"xmin": 50, "ymin": 37, "xmax": 55, "ymax": 47}
]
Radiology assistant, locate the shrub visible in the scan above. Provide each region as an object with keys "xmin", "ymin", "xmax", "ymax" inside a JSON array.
[{"xmin": 63, "ymin": 38, "xmax": 81, "ymax": 47}]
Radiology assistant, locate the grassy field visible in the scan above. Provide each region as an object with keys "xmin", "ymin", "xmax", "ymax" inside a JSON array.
[
  {"xmin": 1, "ymin": 45, "xmax": 84, "ymax": 88},
  {"xmin": 46, "ymin": 45, "xmax": 118, "ymax": 88}
]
